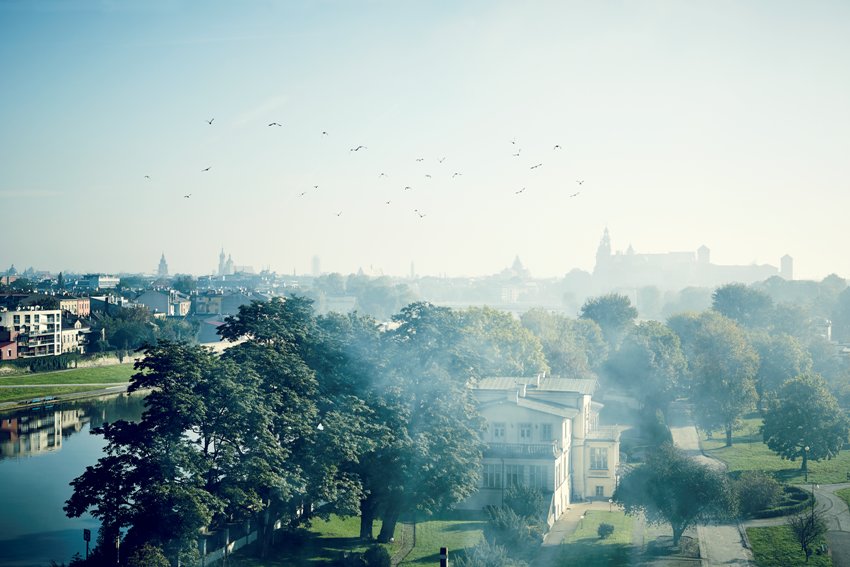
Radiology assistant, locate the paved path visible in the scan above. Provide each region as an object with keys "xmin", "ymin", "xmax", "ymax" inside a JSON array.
[
  {"xmin": 533, "ymin": 500, "xmax": 611, "ymax": 566},
  {"xmin": 667, "ymin": 401, "xmax": 753, "ymax": 567}
]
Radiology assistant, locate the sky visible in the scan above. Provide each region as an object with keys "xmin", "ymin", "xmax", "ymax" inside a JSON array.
[{"xmin": 2, "ymin": 0, "xmax": 849, "ymax": 280}]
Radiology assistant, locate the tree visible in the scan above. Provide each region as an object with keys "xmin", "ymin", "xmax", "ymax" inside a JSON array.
[
  {"xmin": 580, "ymin": 294, "xmax": 638, "ymax": 347},
  {"xmin": 711, "ymin": 283, "xmax": 774, "ymax": 328},
  {"xmin": 520, "ymin": 309, "xmax": 608, "ymax": 375},
  {"xmin": 688, "ymin": 313, "xmax": 759, "ymax": 446},
  {"xmin": 604, "ymin": 321, "xmax": 687, "ymax": 410},
  {"xmin": 172, "ymin": 274, "xmax": 196, "ymax": 295},
  {"xmin": 751, "ymin": 333, "xmax": 813, "ymax": 403},
  {"xmin": 126, "ymin": 543, "xmax": 171, "ymax": 567},
  {"xmin": 788, "ymin": 508, "xmax": 828, "ymax": 562},
  {"xmin": 357, "ymin": 302, "xmax": 484, "ymax": 542},
  {"xmin": 458, "ymin": 306, "xmax": 547, "ymax": 377},
  {"xmin": 761, "ymin": 374, "xmax": 850, "ymax": 472},
  {"xmin": 614, "ymin": 444, "xmax": 735, "ymax": 545}
]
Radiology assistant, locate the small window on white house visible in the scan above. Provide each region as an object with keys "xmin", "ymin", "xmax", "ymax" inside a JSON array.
[
  {"xmin": 519, "ymin": 423, "xmax": 532, "ymax": 440},
  {"xmin": 541, "ymin": 423, "xmax": 553, "ymax": 441},
  {"xmin": 595, "ymin": 485, "xmax": 605, "ymax": 497},
  {"xmin": 493, "ymin": 422, "xmax": 506, "ymax": 440},
  {"xmin": 505, "ymin": 464, "xmax": 523, "ymax": 487},
  {"xmin": 483, "ymin": 464, "xmax": 502, "ymax": 488}
]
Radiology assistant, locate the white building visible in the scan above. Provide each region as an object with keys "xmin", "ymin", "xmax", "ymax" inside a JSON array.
[
  {"xmin": 458, "ymin": 375, "xmax": 620, "ymax": 527},
  {"xmin": 0, "ymin": 306, "xmax": 63, "ymax": 357}
]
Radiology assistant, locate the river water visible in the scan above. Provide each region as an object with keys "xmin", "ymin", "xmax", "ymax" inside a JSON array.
[{"xmin": 0, "ymin": 394, "xmax": 146, "ymax": 567}]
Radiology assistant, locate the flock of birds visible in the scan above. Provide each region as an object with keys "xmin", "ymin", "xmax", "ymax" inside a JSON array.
[{"xmin": 143, "ymin": 117, "xmax": 587, "ymax": 220}]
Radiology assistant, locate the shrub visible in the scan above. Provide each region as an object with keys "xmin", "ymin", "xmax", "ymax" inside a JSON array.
[
  {"xmin": 362, "ymin": 545, "xmax": 391, "ymax": 567},
  {"xmin": 454, "ymin": 539, "xmax": 529, "ymax": 567},
  {"xmin": 750, "ymin": 486, "xmax": 814, "ymax": 519},
  {"xmin": 736, "ymin": 471, "xmax": 782, "ymax": 516},
  {"xmin": 484, "ymin": 505, "xmax": 544, "ymax": 550},
  {"xmin": 504, "ymin": 484, "xmax": 546, "ymax": 520},
  {"xmin": 598, "ymin": 522, "xmax": 615, "ymax": 539}
]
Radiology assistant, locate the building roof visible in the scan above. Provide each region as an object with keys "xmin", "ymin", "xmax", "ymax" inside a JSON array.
[
  {"xmin": 475, "ymin": 376, "xmax": 597, "ymax": 395},
  {"xmin": 478, "ymin": 395, "xmax": 580, "ymax": 418}
]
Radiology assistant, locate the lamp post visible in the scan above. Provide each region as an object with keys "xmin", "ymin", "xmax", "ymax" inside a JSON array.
[
  {"xmin": 608, "ymin": 498, "xmax": 613, "ymax": 512},
  {"xmin": 804, "ymin": 446, "xmax": 810, "ymax": 482}
]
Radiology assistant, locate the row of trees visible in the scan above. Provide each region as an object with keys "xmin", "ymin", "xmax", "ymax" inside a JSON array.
[{"xmin": 64, "ymin": 299, "xmax": 568, "ymax": 564}]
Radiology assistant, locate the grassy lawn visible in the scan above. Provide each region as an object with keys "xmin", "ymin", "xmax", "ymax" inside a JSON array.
[
  {"xmin": 228, "ymin": 512, "xmax": 487, "ymax": 566},
  {"xmin": 836, "ymin": 488, "xmax": 850, "ymax": 509},
  {"xmin": 556, "ymin": 510, "xmax": 634, "ymax": 566},
  {"xmin": 0, "ymin": 365, "xmax": 135, "ymax": 386},
  {"xmin": 0, "ymin": 385, "xmax": 119, "ymax": 403},
  {"xmin": 747, "ymin": 525, "xmax": 832, "ymax": 566},
  {"xmin": 701, "ymin": 415, "xmax": 850, "ymax": 484}
]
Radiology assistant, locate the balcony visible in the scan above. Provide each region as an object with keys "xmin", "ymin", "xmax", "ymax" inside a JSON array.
[{"xmin": 484, "ymin": 441, "xmax": 561, "ymax": 459}]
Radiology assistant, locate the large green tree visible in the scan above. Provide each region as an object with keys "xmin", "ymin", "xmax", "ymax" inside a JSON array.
[
  {"xmin": 605, "ymin": 321, "xmax": 687, "ymax": 410},
  {"xmin": 761, "ymin": 374, "xmax": 850, "ymax": 473},
  {"xmin": 520, "ymin": 308, "xmax": 608, "ymax": 375},
  {"xmin": 614, "ymin": 444, "xmax": 735, "ymax": 545},
  {"xmin": 711, "ymin": 283, "xmax": 774, "ymax": 329},
  {"xmin": 580, "ymin": 293, "xmax": 638, "ymax": 347},
  {"xmin": 689, "ymin": 313, "xmax": 759, "ymax": 446},
  {"xmin": 458, "ymin": 306, "xmax": 547, "ymax": 377},
  {"xmin": 751, "ymin": 333, "xmax": 813, "ymax": 403}
]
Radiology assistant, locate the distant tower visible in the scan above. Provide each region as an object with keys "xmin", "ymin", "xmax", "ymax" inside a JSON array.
[
  {"xmin": 218, "ymin": 248, "xmax": 226, "ymax": 276},
  {"xmin": 157, "ymin": 253, "xmax": 169, "ymax": 277},
  {"xmin": 226, "ymin": 254, "xmax": 234, "ymax": 275},
  {"xmin": 781, "ymin": 254, "xmax": 793, "ymax": 280},
  {"xmin": 594, "ymin": 228, "xmax": 612, "ymax": 273},
  {"xmin": 312, "ymin": 255, "xmax": 321, "ymax": 277},
  {"xmin": 697, "ymin": 245, "xmax": 711, "ymax": 264}
]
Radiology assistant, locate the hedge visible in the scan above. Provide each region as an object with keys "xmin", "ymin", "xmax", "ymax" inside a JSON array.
[{"xmin": 750, "ymin": 486, "xmax": 815, "ymax": 519}]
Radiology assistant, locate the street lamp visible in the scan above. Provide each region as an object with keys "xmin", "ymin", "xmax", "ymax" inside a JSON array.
[
  {"xmin": 608, "ymin": 498, "xmax": 613, "ymax": 512},
  {"xmin": 804, "ymin": 446, "xmax": 810, "ymax": 482}
]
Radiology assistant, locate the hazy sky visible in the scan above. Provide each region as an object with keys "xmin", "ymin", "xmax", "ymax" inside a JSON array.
[{"xmin": 2, "ymin": 1, "xmax": 849, "ymax": 280}]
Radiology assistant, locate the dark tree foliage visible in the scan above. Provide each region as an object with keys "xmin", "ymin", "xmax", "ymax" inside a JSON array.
[
  {"xmin": 458, "ymin": 306, "xmax": 548, "ymax": 377},
  {"xmin": 580, "ymin": 293, "xmax": 638, "ymax": 347},
  {"xmin": 614, "ymin": 444, "xmax": 735, "ymax": 545},
  {"xmin": 750, "ymin": 332, "xmax": 813, "ymax": 403},
  {"xmin": 761, "ymin": 373, "xmax": 850, "ymax": 472},
  {"xmin": 711, "ymin": 283, "xmax": 774, "ymax": 328},
  {"xmin": 788, "ymin": 508, "xmax": 828, "ymax": 562}
]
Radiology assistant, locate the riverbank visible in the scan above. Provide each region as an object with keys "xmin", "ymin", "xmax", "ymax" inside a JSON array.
[{"xmin": 0, "ymin": 365, "xmax": 136, "ymax": 409}]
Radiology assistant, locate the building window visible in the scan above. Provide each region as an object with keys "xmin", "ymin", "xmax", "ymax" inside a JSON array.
[
  {"xmin": 590, "ymin": 447, "xmax": 608, "ymax": 470},
  {"xmin": 13, "ymin": 315, "xmax": 20, "ymax": 324},
  {"xmin": 25, "ymin": 315, "xmax": 30, "ymax": 323},
  {"xmin": 595, "ymin": 486, "xmax": 605, "ymax": 497},
  {"xmin": 505, "ymin": 464, "xmax": 523, "ymax": 487},
  {"xmin": 493, "ymin": 422, "xmax": 506, "ymax": 440},
  {"xmin": 541, "ymin": 423, "xmax": 553, "ymax": 441},
  {"xmin": 528, "ymin": 464, "xmax": 547, "ymax": 489},
  {"xmin": 519, "ymin": 423, "xmax": 532, "ymax": 440},
  {"xmin": 482, "ymin": 464, "xmax": 502, "ymax": 488},
  {"xmin": 34, "ymin": 314, "xmax": 40, "ymax": 323}
]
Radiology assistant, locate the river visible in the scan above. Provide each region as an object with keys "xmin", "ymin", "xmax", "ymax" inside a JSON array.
[{"xmin": 0, "ymin": 394, "xmax": 146, "ymax": 567}]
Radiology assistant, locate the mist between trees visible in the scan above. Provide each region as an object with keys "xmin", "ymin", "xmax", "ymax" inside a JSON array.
[{"xmin": 62, "ymin": 276, "xmax": 850, "ymax": 565}]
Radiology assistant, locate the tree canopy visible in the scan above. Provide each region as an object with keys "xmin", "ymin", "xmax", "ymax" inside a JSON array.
[
  {"xmin": 711, "ymin": 283, "xmax": 774, "ymax": 329},
  {"xmin": 579, "ymin": 293, "xmax": 638, "ymax": 347},
  {"xmin": 761, "ymin": 373, "xmax": 850, "ymax": 472}
]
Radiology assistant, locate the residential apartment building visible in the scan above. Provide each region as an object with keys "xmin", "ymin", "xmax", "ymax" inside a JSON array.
[
  {"xmin": 79, "ymin": 274, "xmax": 120, "ymax": 291},
  {"xmin": 61, "ymin": 317, "xmax": 90, "ymax": 354},
  {"xmin": 458, "ymin": 376, "xmax": 620, "ymax": 527},
  {"xmin": 58, "ymin": 297, "xmax": 91, "ymax": 318},
  {"xmin": 0, "ymin": 306, "xmax": 62, "ymax": 357},
  {"xmin": 135, "ymin": 290, "xmax": 191, "ymax": 317}
]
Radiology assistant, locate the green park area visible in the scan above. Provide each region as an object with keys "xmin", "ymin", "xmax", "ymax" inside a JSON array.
[
  {"xmin": 556, "ymin": 510, "xmax": 634, "ymax": 566},
  {"xmin": 747, "ymin": 525, "xmax": 832, "ymax": 567},
  {"xmin": 0, "ymin": 365, "xmax": 135, "ymax": 403},
  {"xmin": 228, "ymin": 513, "xmax": 487, "ymax": 566},
  {"xmin": 702, "ymin": 414, "xmax": 850, "ymax": 485}
]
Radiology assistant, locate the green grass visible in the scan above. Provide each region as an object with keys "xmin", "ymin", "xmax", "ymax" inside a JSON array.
[
  {"xmin": 0, "ymin": 385, "xmax": 119, "ymax": 403},
  {"xmin": 556, "ymin": 510, "xmax": 634, "ymax": 566},
  {"xmin": 701, "ymin": 415, "xmax": 850, "ymax": 484},
  {"xmin": 0, "ymin": 365, "xmax": 135, "ymax": 386},
  {"xmin": 747, "ymin": 525, "xmax": 832, "ymax": 566},
  {"xmin": 228, "ymin": 512, "xmax": 487, "ymax": 566},
  {"xmin": 836, "ymin": 488, "xmax": 850, "ymax": 509}
]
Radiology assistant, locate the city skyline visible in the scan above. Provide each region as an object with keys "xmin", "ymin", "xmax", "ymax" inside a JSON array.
[{"xmin": 2, "ymin": 1, "xmax": 850, "ymax": 280}]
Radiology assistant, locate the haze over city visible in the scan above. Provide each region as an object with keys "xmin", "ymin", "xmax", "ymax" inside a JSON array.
[{"xmin": 2, "ymin": 1, "xmax": 850, "ymax": 280}]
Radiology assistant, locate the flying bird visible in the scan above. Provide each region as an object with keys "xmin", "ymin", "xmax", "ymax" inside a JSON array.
[
  {"xmin": 403, "ymin": 186, "xmax": 413, "ymax": 191},
  {"xmin": 452, "ymin": 172, "xmax": 462, "ymax": 178},
  {"xmin": 202, "ymin": 166, "xmax": 212, "ymax": 172},
  {"xmin": 322, "ymin": 131, "xmax": 329, "ymax": 135},
  {"xmin": 569, "ymin": 191, "xmax": 581, "ymax": 198},
  {"xmin": 385, "ymin": 200, "xmax": 391, "ymax": 205},
  {"xmin": 184, "ymin": 194, "xmax": 192, "ymax": 198},
  {"xmin": 416, "ymin": 158, "xmax": 424, "ymax": 162},
  {"xmin": 576, "ymin": 179, "xmax": 584, "ymax": 185},
  {"xmin": 144, "ymin": 175, "xmax": 151, "ymax": 180},
  {"xmin": 206, "ymin": 118, "xmax": 214, "ymax": 125},
  {"xmin": 512, "ymin": 150, "xmax": 521, "ymax": 157},
  {"xmin": 553, "ymin": 144, "xmax": 562, "ymax": 150},
  {"xmin": 515, "ymin": 187, "xmax": 526, "ymax": 194},
  {"xmin": 335, "ymin": 211, "xmax": 342, "ymax": 216},
  {"xmin": 417, "ymin": 211, "xmax": 426, "ymax": 218},
  {"xmin": 350, "ymin": 145, "xmax": 367, "ymax": 152},
  {"xmin": 530, "ymin": 163, "xmax": 543, "ymax": 170},
  {"xmin": 438, "ymin": 157, "xmax": 446, "ymax": 163},
  {"xmin": 313, "ymin": 185, "xmax": 319, "ymax": 189},
  {"xmin": 299, "ymin": 192, "xmax": 306, "ymax": 197},
  {"xmin": 510, "ymin": 138, "xmax": 517, "ymax": 145},
  {"xmin": 379, "ymin": 172, "xmax": 388, "ymax": 178},
  {"xmin": 268, "ymin": 122, "xmax": 283, "ymax": 127},
  {"xmin": 425, "ymin": 174, "xmax": 432, "ymax": 178}
]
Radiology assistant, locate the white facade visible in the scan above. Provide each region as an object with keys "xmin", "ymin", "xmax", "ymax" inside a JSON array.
[
  {"xmin": 0, "ymin": 307, "xmax": 63, "ymax": 357},
  {"xmin": 458, "ymin": 376, "xmax": 620, "ymax": 527}
]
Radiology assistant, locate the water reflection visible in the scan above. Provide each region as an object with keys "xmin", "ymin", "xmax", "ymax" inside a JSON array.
[
  {"xmin": 0, "ymin": 394, "xmax": 145, "ymax": 461},
  {"xmin": 0, "ymin": 394, "xmax": 145, "ymax": 567}
]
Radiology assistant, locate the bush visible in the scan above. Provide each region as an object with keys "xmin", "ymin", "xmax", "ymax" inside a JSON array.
[
  {"xmin": 504, "ymin": 484, "xmax": 546, "ymax": 520},
  {"xmin": 750, "ymin": 486, "xmax": 814, "ymax": 519},
  {"xmin": 484, "ymin": 505, "xmax": 544, "ymax": 551},
  {"xmin": 736, "ymin": 471, "xmax": 782, "ymax": 516},
  {"xmin": 362, "ymin": 545, "xmax": 391, "ymax": 567},
  {"xmin": 598, "ymin": 522, "xmax": 615, "ymax": 539},
  {"xmin": 454, "ymin": 539, "xmax": 529, "ymax": 567}
]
